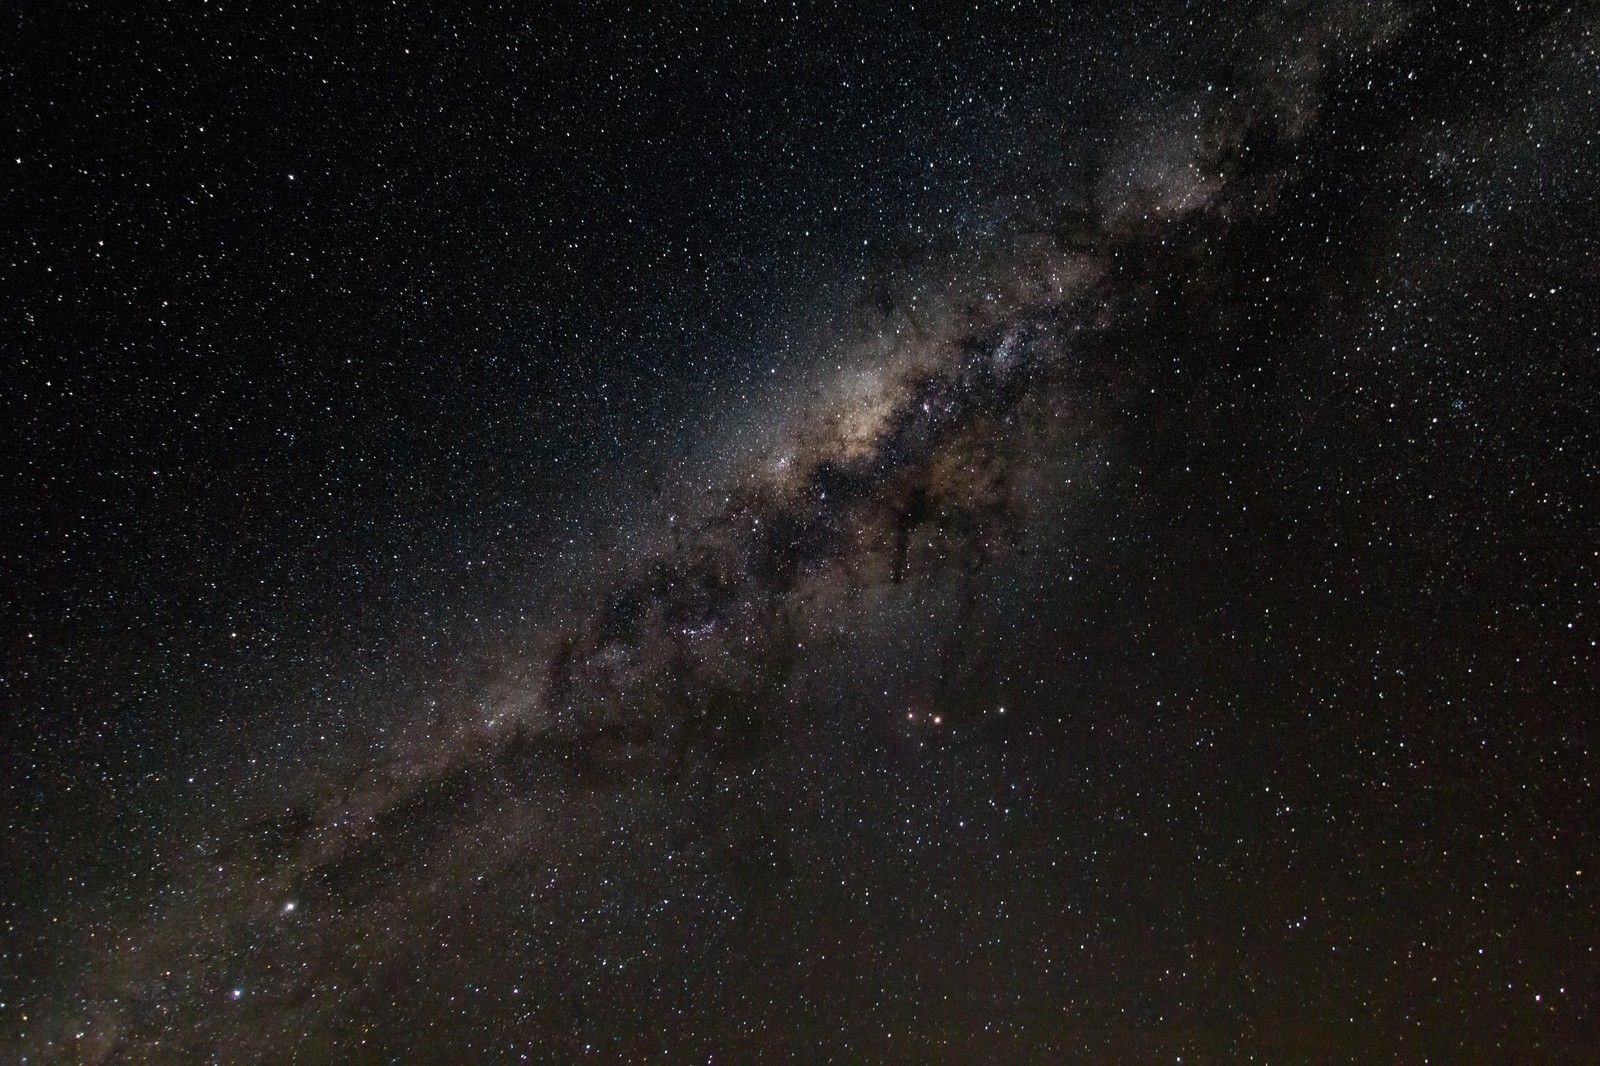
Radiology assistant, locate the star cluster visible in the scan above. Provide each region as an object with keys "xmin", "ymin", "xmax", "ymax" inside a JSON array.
[{"xmin": 5, "ymin": 2, "xmax": 1598, "ymax": 1062}]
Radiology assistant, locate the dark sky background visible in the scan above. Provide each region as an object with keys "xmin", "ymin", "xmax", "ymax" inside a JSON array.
[{"xmin": 4, "ymin": 1, "xmax": 1599, "ymax": 1062}]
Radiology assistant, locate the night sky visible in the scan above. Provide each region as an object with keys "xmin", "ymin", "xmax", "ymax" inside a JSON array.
[{"xmin": 5, "ymin": 1, "xmax": 1599, "ymax": 1062}]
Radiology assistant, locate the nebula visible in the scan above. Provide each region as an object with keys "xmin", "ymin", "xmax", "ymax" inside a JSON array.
[{"xmin": 13, "ymin": 1, "xmax": 1598, "ymax": 1060}]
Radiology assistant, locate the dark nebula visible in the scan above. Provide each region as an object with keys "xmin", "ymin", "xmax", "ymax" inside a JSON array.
[{"xmin": 5, "ymin": 1, "xmax": 1599, "ymax": 1061}]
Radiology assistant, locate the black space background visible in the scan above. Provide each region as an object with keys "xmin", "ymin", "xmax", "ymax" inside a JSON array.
[{"xmin": 4, "ymin": 1, "xmax": 1600, "ymax": 1062}]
